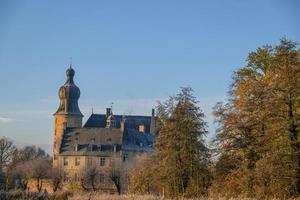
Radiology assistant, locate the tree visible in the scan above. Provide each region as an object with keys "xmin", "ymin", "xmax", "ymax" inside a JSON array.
[
  {"xmin": 128, "ymin": 154, "xmax": 159, "ymax": 195},
  {"xmin": 105, "ymin": 157, "xmax": 123, "ymax": 195},
  {"xmin": 28, "ymin": 159, "xmax": 51, "ymax": 192},
  {"xmin": 48, "ymin": 167, "xmax": 63, "ymax": 192},
  {"xmin": 13, "ymin": 162, "xmax": 31, "ymax": 190},
  {"xmin": 80, "ymin": 165, "xmax": 100, "ymax": 192},
  {"xmin": 18, "ymin": 146, "xmax": 50, "ymax": 162},
  {"xmin": 155, "ymin": 87, "xmax": 210, "ymax": 197},
  {"xmin": 212, "ymin": 38, "xmax": 300, "ymax": 198},
  {"xmin": 0, "ymin": 137, "xmax": 16, "ymax": 171}
]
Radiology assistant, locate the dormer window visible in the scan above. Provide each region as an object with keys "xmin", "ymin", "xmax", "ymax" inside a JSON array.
[
  {"xmin": 74, "ymin": 138, "xmax": 79, "ymax": 151},
  {"xmin": 89, "ymin": 138, "xmax": 95, "ymax": 151},
  {"xmin": 106, "ymin": 107, "xmax": 116, "ymax": 128},
  {"xmin": 139, "ymin": 124, "xmax": 145, "ymax": 133}
]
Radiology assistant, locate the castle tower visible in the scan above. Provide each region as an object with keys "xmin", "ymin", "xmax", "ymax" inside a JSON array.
[{"xmin": 53, "ymin": 65, "xmax": 83, "ymax": 165}]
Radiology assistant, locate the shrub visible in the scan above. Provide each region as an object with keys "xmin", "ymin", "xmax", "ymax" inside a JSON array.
[
  {"xmin": 0, "ymin": 190, "xmax": 11, "ymax": 200},
  {"xmin": 51, "ymin": 190, "xmax": 72, "ymax": 200}
]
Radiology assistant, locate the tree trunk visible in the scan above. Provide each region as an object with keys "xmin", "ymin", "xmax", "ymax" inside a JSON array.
[{"xmin": 247, "ymin": 149, "xmax": 256, "ymax": 197}]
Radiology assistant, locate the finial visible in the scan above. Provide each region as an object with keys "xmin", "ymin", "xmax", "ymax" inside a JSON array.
[
  {"xmin": 92, "ymin": 107, "xmax": 94, "ymax": 114},
  {"xmin": 111, "ymin": 102, "xmax": 114, "ymax": 113},
  {"xmin": 69, "ymin": 57, "xmax": 73, "ymax": 69}
]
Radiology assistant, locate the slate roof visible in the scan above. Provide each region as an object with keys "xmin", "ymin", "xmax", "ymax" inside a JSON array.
[
  {"xmin": 84, "ymin": 114, "xmax": 152, "ymax": 133},
  {"xmin": 55, "ymin": 66, "xmax": 83, "ymax": 116},
  {"xmin": 60, "ymin": 113, "xmax": 156, "ymax": 155}
]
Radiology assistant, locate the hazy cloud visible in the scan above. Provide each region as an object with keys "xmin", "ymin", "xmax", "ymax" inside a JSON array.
[{"xmin": 0, "ymin": 117, "xmax": 15, "ymax": 123}]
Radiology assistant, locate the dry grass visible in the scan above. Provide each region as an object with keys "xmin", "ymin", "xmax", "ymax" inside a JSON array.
[
  {"xmin": 69, "ymin": 193, "xmax": 300, "ymax": 200},
  {"xmin": 70, "ymin": 193, "xmax": 163, "ymax": 200}
]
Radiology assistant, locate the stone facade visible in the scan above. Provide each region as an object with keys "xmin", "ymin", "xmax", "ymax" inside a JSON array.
[{"xmin": 53, "ymin": 66, "xmax": 156, "ymax": 192}]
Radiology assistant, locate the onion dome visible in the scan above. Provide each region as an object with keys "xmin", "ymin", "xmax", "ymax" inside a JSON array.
[{"xmin": 54, "ymin": 65, "xmax": 83, "ymax": 116}]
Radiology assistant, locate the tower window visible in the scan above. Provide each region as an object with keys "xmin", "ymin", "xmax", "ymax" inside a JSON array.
[{"xmin": 63, "ymin": 122, "xmax": 67, "ymax": 129}]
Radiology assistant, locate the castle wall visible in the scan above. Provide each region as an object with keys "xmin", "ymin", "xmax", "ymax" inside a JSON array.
[{"xmin": 53, "ymin": 114, "xmax": 82, "ymax": 167}]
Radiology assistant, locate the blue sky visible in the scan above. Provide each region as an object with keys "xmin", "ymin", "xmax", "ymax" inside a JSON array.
[{"xmin": 0, "ymin": 0, "xmax": 299, "ymax": 153}]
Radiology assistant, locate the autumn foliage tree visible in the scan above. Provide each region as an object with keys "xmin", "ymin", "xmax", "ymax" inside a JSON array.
[
  {"xmin": 155, "ymin": 87, "xmax": 211, "ymax": 197},
  {"xmin": 212, "ymin": 38, "xmax": 300, "ymax": 198}
]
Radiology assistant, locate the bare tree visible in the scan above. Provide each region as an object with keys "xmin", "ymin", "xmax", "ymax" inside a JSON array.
[
  {"xmin": 18, "ymin": 146, "xmax": 50, "ymax": 162},
  {"xmin": 48, "ymin": 166, "xmax": 63, "ymax": 192},
  {"xmin": 13, "ymin": 162, "xmax": 31, "ymax": 190},
  {"xmin": 28, "ymin": 159, "xmax": 51, "ymax": 192},
  {"xmin": 80, "ymin": 165, "xmax": 100, "ymax": 191},
  {"xmin": 0, "ymin": 137, "xmax": 16, "ymax": 171},
  {"xmin": 105, "ymin": 157, "xmax": 123, "ymax": 195}
]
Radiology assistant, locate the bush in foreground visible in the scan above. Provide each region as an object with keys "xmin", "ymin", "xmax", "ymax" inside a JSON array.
[{"xmin": 0, "ymin": 190, "xmax": 71, "ymax": 200}]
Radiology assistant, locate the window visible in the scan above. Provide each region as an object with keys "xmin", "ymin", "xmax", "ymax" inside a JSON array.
[
  {"xmin": 63, "ymin": 157, "xmax": 68, "ymax": 166},
  {"xmin": 74, "ymin": 173, "xmax": 79, "ymax": 182},
  {"xmin": 139, "ymin": 124, "xmax": 145, "ymax": 133},
  {"xmin": 100, "ymin": 157, "xmax": 105, "ymax": 166},
  {"xmin": 99, "ymin": 173, "xmax": 105, "ymax": 183},
  {"xmin": 123, "ymin": 153, "xmax": 128, "ymax": 162},
  {"xmin": 88, "ymin": 158, "xmax": 92, "ymax": 166},
  {"xmin": 63, "ymin": 172, "xmax": 69, "ymax": 182},
  {"xmin": 75, "ymin": 157, "xmax": 80, "ymax": 166}
]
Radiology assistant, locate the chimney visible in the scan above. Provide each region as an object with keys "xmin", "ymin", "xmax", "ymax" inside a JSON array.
[
  {"xmin": 150, "ymin": 108, "xmax": 156, "ymax": 134},
  {"xmin": 75, "ymin": 138, "xmax": 78, "ymax": 151},
  {"xmin": 75, "ymin": 144, "xmax": 78, "ymax": 152},
  {"xmin": 120, "ymin": 116, "xmax": 126, "ymax": 132},
  {"xmin": 106, "ymin": 108, "xmax": 111, "ymax": 117}
]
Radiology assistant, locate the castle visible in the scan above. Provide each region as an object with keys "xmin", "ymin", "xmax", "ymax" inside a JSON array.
[{"xmin": 53, "ymin": 65, "xmax": 156, "ymax": 190}]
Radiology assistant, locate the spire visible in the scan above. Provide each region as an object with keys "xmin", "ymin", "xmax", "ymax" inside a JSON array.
[
  {"xmin": 66, "ymin": 64, "xmax": 75, "ymax": 84},
  {"xmin": 54, "ymin": 65, "xmax": 83, "ymax": 116}
]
